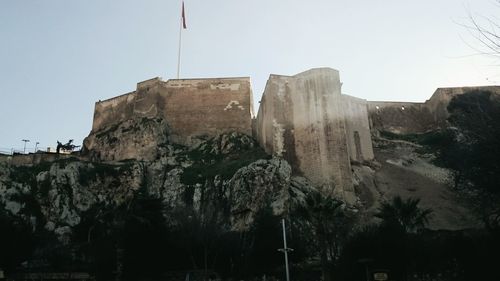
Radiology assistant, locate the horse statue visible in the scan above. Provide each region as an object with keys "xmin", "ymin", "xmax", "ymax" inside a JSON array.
[{"xmin": 56, "ymin": 139, "xmax": 81, "ymax": 154}]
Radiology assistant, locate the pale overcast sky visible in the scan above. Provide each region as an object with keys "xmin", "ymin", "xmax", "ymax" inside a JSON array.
[{"xmin": 0, "ymin": 0, "xmax": 498, "ymax": 152}]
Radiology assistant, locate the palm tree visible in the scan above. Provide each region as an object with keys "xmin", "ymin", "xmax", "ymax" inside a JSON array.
[
  {"xmin": 375, "ymin": 196, "xmax": 433, "ymax": 234},
  {"xmin": 297, "ymin": 191, "xmax": 346, "ymax": 281}
]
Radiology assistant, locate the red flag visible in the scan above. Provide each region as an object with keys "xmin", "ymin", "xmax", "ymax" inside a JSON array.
[{"xmin": 181, "ymin": 1, "xmax": 187, "ymax": 29}]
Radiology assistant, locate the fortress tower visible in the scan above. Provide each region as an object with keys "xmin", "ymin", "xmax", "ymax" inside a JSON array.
[{"xmin": 254, "ymin": 68, "xmax": 373, "ymax": 202}]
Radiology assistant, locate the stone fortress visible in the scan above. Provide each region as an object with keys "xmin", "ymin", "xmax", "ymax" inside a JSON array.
[{"xmin": 85, "ymin": 67, "xmax": 500, "ymax": 203}]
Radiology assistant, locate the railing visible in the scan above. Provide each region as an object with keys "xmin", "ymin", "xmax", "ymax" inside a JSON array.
[{"xmin": 0, "ymin": 147, "xmax": 56, "ymax": 155}]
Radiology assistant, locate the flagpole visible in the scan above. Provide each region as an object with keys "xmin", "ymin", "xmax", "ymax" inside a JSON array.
[{"xmin": 176, "ymin": 1, "xmax": 183, "ymax": 79}]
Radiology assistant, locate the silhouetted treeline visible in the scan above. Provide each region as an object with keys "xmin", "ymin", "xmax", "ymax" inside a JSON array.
[{"xmin": 1, "ymin": 192, "xmax": 500, "ymax": 281}]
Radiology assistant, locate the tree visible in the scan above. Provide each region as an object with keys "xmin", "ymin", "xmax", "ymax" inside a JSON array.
[
  {"xmin": 170, "ymin": 202, "xmax": 226, "ymax": 278},
  {"xmin": 0, "ymin": 207, "xmax": 34, "ymax": 272},
  {"xmin": 375, "ymin": 196, "xmax": 433, "ymax": 234},
  {"xmin": 297, "ymin": 191, "xmax": 349, "ymax": 281},
  {"xmin": 461, "ymin": 1, "xmax": 500, "ymax": 60},
  {"xmin": 245, "ymin": 207, "xmax": 283, "ymax": 277},
  {"xmin": 72, "ymin": 188, "xmax": 171, "ymax": 281},
  {"xmin": 119, "ymin": 195, "xmax": 170, "ymax": 281},
  {"xmin": 446, "ymin": 90, "xmax": 500, "ymax": 194}
]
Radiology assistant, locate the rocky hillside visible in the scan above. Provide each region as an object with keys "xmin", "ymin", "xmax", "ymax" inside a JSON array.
[
  {"xmin": 352, "ymin": 137, "xmax": 480, "ymax": 230},
  {"xmin": 2, "ymin": 90, "xmax": 499, "ymax": 280},
  {"xmin": 0, "ymin": 117, "xmax": 332, "ymax": 279},
  {"xmin": 1, "ymin": 135, "xmax": 317, "ymax": 239},
  {"xmin": 0, "ymin": 112, "xmax": 486, "ymax": 245}
]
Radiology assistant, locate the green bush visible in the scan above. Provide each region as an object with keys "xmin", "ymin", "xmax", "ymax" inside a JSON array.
[{"xmin": 181, "ymin": 148, "xmax": 269, "ymax": 185}]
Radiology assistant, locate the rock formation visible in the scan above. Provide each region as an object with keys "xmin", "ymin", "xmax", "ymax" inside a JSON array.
[
  {"xmin": 1, "ymin": 123, "xmax": 318, "ymax": 244},
  {"xmin": 1, "ymin": 67, "xmax": 496, "ymax": 248}
]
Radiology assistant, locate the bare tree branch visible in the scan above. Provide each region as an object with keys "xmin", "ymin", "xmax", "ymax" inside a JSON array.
[{"xmin": 459, "ymin": 2, "xmax": 500, "ymax": 59}]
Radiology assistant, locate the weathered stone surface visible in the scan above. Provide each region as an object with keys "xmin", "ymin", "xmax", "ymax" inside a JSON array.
[
  {"xmin": 0, "ymin": 133, "xmax": 319, "ymax": 243},
  {"xmin": 193, "ymin": 132, "xmax": 257, "ymax": 156},
  {"xmin": 368, "ymin": 86, "xmax": 500, "ymax": 134},
  {"xmin": 83, "ymin": 117, "xmax": 171, "ymax": 162},
  {"xmin": 342, "ymin": 94, "xmax": 374, "ymax": 162},
  {"xmin": 91, "ymin": 77, "xmax": 254, "ymax": 147},
  {"xmin": 254, "ymin": 68, "xmax": 357, "ymax": 203},
  {"xmin": 226, "ymin": 158, "xmax": 315, "ymax": 230},
  {"xmin": 0, "ymin": 159, "xmax": 144, "ymax": 241}
]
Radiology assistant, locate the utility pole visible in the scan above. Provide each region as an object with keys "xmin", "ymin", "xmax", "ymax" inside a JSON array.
[
  {"xmin": 35, "ymin": 142, "xmax": 39, "ymax": 153},
  {"xmin": 21, "ymin": 139, "xmax": 30, "ymax": 154},
  {"xmin": 278, "ymin": 218, "xmax": 293, "ymax": 281}
]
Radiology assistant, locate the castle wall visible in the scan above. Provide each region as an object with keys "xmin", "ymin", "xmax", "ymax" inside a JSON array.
[
  {"xmin": 255, "ymin": 68, "xmax": 355, "ymax": 203},
  {"xmin": 367, "ymin": 101, "xmax": 434, "ymax": 134},
  {"xmin": 342, "ymin": 95, "xmax": 374, "ymax": 162},
  {"xmin": 0, "ymin": 153, "xmax": 75, "ymax": 166},
  {"xmin": 91, "ymin": 77, "xmax": 254, "ymax": 146},
  {"xmin": 424, "ymin": 86, "xmax": 500, "ymax": 127},
  {"xmin": 92, "ymin": 91, "xmax": 138, "ymax": 132},
  {"xmin": 367, "ymin": 86, "xmax": 500, "ymax": 134}
]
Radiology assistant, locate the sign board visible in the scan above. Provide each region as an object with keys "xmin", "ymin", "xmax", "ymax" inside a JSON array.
[{"xmin": 373, "ymin": 272, "xmax": 388, "ymax": 281}]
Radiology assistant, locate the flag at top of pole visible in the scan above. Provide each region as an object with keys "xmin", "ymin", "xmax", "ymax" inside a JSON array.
[
  {"xmin": 177, "ymin": 1, "xmax": 186, "ymax": 79},
  {"xmin": 182, "ymin": 1, "xmax": 187, "ymax": 29}
]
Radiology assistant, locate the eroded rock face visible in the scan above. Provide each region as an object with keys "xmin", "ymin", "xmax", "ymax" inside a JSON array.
[
  {"xmin": 0, "ymin": 160, "xmax": 144, "ymax": 241},
  {"xmin": 193, "ymin": 132, "xmax": 257, "ymax": 157},
  {"xmin": 83, "ymin": 113, "xmax": 259, "ymax": 164},
  {"xmin": 83, "ymin": 117, "xmax": 171, "ymax": 162},
  {"xmin": 227, "ymin": 158, "xmax": 314, "ymax": 230},
  {"xmin": 0, "ymin": 132, "xmax": 318, "ymax": 244}
]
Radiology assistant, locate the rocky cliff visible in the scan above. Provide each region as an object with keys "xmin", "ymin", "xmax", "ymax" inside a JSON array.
[
  {"xmin": 1, "ymin": 106, "xmax": 494, "ymax": 280},
  {"xmin": 1, "ymin": 117, "xmax": 320, "ymax": 246},
  {"xmin": 1, "ymin": 111, "xmax": 485, "ymax": 243}
]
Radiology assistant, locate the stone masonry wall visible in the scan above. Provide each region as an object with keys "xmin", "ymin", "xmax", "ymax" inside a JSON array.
[
  {"xmin": 425, "ymin": 86, "xmax": 500, "ymax": 127},
  {"xmin": 367, "ymin": 101, "xmax": 433, "ymax": 134},
  {"xmin": 367, "ymin": 86, "xmax": 500, "ymax": 134},
  {"xmin": 91, "ymin": 77, "xmax": 254, "ymax": 146},
  {"xmin": 254, "ymin": 68, "xmax": 355, "ymax": 203},
  {"xmin": 0, "ymin": 153, "xmax": 75, "ymax": 166},
  {"xmin": 342, "ymin": 95, "xmax": 374, "ymax": 162}
]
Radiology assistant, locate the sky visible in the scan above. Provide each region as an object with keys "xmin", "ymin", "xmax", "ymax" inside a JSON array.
[{"xmin": 0, "ymin": 0, "xmax": 499, "ymax": 152}]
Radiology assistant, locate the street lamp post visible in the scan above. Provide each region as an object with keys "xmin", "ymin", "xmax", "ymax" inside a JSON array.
[
  {"xmin": 35, "ymin": 142, "xmax": 40, "ymax": 153},
  {"xmin": 278, "ymin": 218, "xmax": 293, "ymax": 281},
  {"xmin": 21, "ymin": 139, "xmax": 30, "ymax": 154}
]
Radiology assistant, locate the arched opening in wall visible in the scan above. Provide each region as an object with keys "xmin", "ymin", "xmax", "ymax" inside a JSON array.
[{"xmin": 354, "ymin": 131, "xmax": 362, "ymax": 161}]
